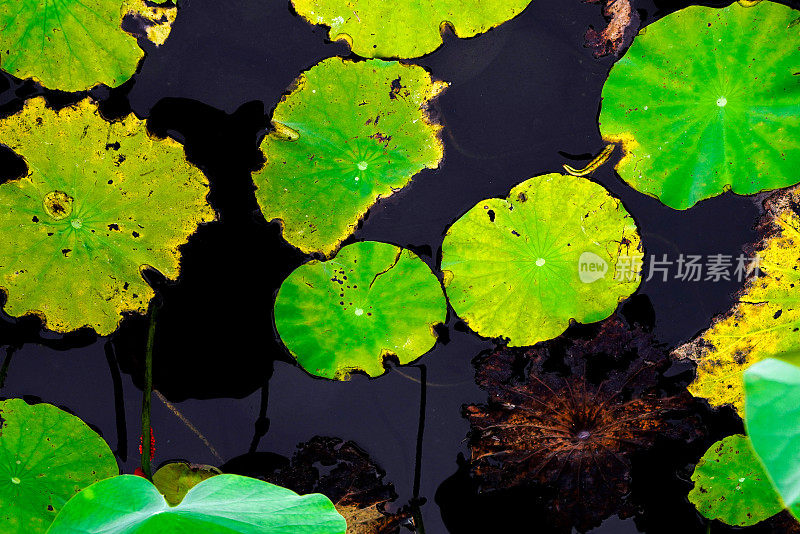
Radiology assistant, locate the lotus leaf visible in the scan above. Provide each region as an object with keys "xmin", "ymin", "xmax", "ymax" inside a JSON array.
[
  {"xmin": 440, "ymin": 173, "xmax": 642, "ymax": 346},
  {"xmin": 0, "ymin": 0, "xmax": 176, "ymax": 92},
  {"xmin": 0, "ymin": 399, "xmax": 118, "ymax": 534},
  {"xmin": 152, "ymin": 462, "xmax": 221, "ymax": 506},
  {"xmin": 274, "ymin": 240, "xmax": 446, "ymax": 379},
  {"xmin": 0, "ymin": 97, "xmax": 214, "ymax": 335},
  {"xmin": 290, "ymin": 0, "xmax": 532, "ymax": 59},
  {"xmin": 253, "ymin": 57, "xmax": 445, "ymax": 256},
  {"xmin": 689, "ymin": 434, "xmax": 783, "ymax": 526},
  {"xmin": 745, "ymin": 355, "xmax": 800, "ymax": 522},
  {"xmin": 599, "ymin": 1, "xmax": 800, "ymax": 209},
  {"xmin": 674, "ymin": 187, "xmax": 800, "ymax": 414},
  {"xmin": 47, "ymin": 474, "xmax": 347, "ymax": 533}
]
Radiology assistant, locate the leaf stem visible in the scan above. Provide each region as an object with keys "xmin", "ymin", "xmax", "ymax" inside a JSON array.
[
  {"xmin": 0, "ymin": 346, "xmax": 15, "ymax": 389},
  {"xmin": 563, "ymin": 144, "xmax": 616, "ymax": 177},
  {"xmin": 141, "ymin": 302, "xmax": 159, "ymax": 480},
  {"xmin": 410, "ymin": 364, "xmax": 427, "ymax": 534}
]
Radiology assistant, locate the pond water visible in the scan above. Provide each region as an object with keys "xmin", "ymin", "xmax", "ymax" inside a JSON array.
[{"xmin": 0, "ymin": 0, "xmax": 798, "ymax": 532}]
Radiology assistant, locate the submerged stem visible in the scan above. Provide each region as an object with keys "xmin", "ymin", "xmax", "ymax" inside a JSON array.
[
  {"xmin": 0, "ymin": 346, "xmax": 15, "ymax": 389},
  {"xmin": 141, "ymin": 302, "xmax": 159, "ymax": 480},
  {"xmin": 410, "ymin": 364, "xmax": 427, "ymax": 534}
]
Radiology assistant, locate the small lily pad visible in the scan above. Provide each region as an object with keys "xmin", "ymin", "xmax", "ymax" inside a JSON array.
[
  {"xmin": 0, "ymin": 97, "xmax": 214, "ymax": 335},
  {"xmin": 253, "ymin": 57, "xmax": 445, "ymax": 256},
  {"xmin": 689, "ymin": 434, "xmax": 784, "ymax": 527},
  {"xmin": 599, "ymin": 1, "xmax": 800, "ymax": 209},
  {"xmin": 47, "ymin": 474, "xmax": 347, "ymax": 533},
  {"xmin": 674, "ymin": 187, "xmax": 800, "ymax": 414},
  {"xmin": 274, "ymin": 240, "xmax": 447, "ymax": 379},
  {"xmin": 745, "ymin": 355, "xmax": 800, "ymax": 522},
  {"xmin": 0, "ymin": 0, "xmax": 177, "ymax": 91},
  {"xmin": 291, "ymin": 0, "xmax": 533, "ymax": 58},
  {"xmin": 440, "ymin": 173, "xmax": 642, "ymax": 346},
  {"xmin": 0, "ymin": 399, "xmax": 119, "ymax": 534},
  {"xmin": 152, "ymin": 462, "xmax": 221, "ymax": 506}
]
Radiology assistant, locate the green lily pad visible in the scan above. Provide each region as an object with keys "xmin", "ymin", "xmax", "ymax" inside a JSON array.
[
  {"xmin": 745, "ymin": 355, "xmax": 800, "ymax": 522},
  {"xmin": 689, "ymin": 434, "xmax": 784, "ymax": 526},
  {"xmin": 253, "ymin": 57, "xmax": 445, "ymax": 256},
  {"xmin": 47, "ymin": 474, "xmax": 347, "ymax": 533},
  {"xmin": 0, "ymin": 97, "xmax": 214, "ymax": 335},
  {"xmin": 440, "ymin": 173, "xmax": 642, "ymax": 346},
  {"xmin": 274, "ymin": 240, "xmax": 446, "ymax": 379},
  {"xmin": 599, "ymin": 1, "xmax": 800, "ymax": 210},
  {"xmin": 0, "ymin": 398, "xmax": 119, "ymax": 534},
  {"xmin": 152, "ymin": 462, "xmax": 221, "ymax": 506},
  {"xmin": 290, "ymin": 0, "xmax": 532, "ymax": 58},
  {"xmin": 0, "ymin": 0, "xmax": 177, "ymax": 92}
]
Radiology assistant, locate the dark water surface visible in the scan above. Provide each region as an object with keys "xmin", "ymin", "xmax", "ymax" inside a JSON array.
[{"xmin": 1, "ymin": 0, "xmax": 799, "ymax": 532}]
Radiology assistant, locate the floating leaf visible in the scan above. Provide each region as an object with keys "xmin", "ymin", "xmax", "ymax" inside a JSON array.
[
  {"xmin": 122, "ymin": 0, "xmax": 178, "ymax": 47},
  {"xmin": 274, "ymin": 241, "xmax": 446, "ymax": 379},
  {"xmin": 0, "ymin": 0, "xmax": 176, "ymax": 91},
  {"xmin": 0, "ymin": 399, "xmax": 118, "ymax": 534},
  {"xmin": 152, "ymin": 462, "xmax": 221, "ymax": 506},
  {"xmin": 0, "ymin": 97, "xmax": 214, "ymax": 335},
  {"xmin": 464, "ymin": 318, "xmax": 698, "ymax": 531},
  {"xmin": 227, "ymin": 436, "xmax": 410, "ymax": 534},
  {"xmin": 599, "ymin": 1, "xmax": 800, "ymax": 209},
  {"xmin": 673, "ymin": 187, "xmax": 800, "ymax": 414},
  {"xmin": 290, "ymin": 0, "xmax": 532, "ymax": 59},
  {"xmin": 48, "ymin": 474, "xmax": 347, "ymax": 533},
  {"xmin": 440, "ymin": 173, "xmax": 642, "ymax": 346},
  {"xmin": 689, "ymin": 434, "xmax": 784, "ymax": 526},
  {"xmin": 745, "ymin": 355, "xmax": 800, "ymax": 522},
  {"xmin": 253, "ymin": 58, "xmax": 444, "ymax": 255}
]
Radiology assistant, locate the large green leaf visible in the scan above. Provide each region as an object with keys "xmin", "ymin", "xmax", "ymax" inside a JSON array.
[
  {"xmin": 0, "ymin": 399, "xmax": 119, "ymax": 534},
  {"xmin": 688, "ymin": 434, "xmax": 784, "ymax": 526},
  {"xmin": 274, "ymin": 240, "xmax": 446, "ymax": 379},
  {"xmin": 253, "ymin": 57, "xmax": 445, "ymax": 256},
  {"xmin": 47, "ymin": 474, "xmax": 347, "ymax": 533},
  {"xmin": 440, "ymin": 173, "xmax": 642, "ymax": 346},
  {"xmin": 0, "ymin": 97, "xmax": 214, "ymax": 335},
  {"xmin": 744, "ymin": 355, "xmax": 800, "ymax": 522},
  {"xmin": 290, "ymin": 0, "xmax": 532, "ymax": 58},
  {"xmin": 599, "ymin": 1, "xmax": 800, "ymax": 209},
  {"xmin": 0, "ymin": 0, "xmax": 177, "ymax": 92}
]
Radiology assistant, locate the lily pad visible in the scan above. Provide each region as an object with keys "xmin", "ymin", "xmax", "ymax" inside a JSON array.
[
  {"xmin": 745, "ymin": 355, "xmax": 800, "ymax": 522},
  {"xmin": 152, "ymin": 462, "xmax": 221, "ymax": 506},
  {"xmin": 0, "ymin": 398, "xmax": 119, "ymax": 534},
  {"xmin": 47, "ymin": 474, "xmax": 347, "ymax": 533},
  {"xmin": 673, "ymin": 187, "xmax": 800, "ymax": 414},
  {"xmin": 0, "ymin": 97, "xmax": 214, "ymax": 335},
  {"xmin": 253, "ymin": 57, "xmax": 445, "ymax": 256},
  {"xmin": 440, "ymin": 173, "xmax": 642, "ymax": 346},
  {"xmin": 689, "ymin": 434, "xmax": 784, "ymax": 526},
  {"xmin": 274, "ymin": 240, "xmax": 446, "ymax": 379},
  {"xmin": 465, "ymin": 318, "xmax": 697, "ymax": 531},
  {"xmin": 599, "ymin": 1, "xmax": 800, "ymax": 209},
  {"xmin": 0, "ymin": 0, "xmax": 176, "ymax": 92},
  {"xmin": 290, "ymin": 0, "xmax": 532, "ymax": 58}
]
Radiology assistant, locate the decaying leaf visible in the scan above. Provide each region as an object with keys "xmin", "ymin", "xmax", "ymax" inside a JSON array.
[
  {"xmin": 465, "ymin": 318, "xmax": 699, "ymax": 531},
  {"xmin": 235, "ymin": 437, "xmax": 409, "ymax": 534},
  {"xmin": 673, "ymin": 186, "xmax": 800, "ymax": 415},
  {"xmin": 253, "ymin": 58, "xmax": 445, "ymax": 256},
  {"xmin": 290, "ymin": 0, "xmax": 533, "ymax": 59},
  {"xmin": 0, "ymin": 97, "xmax": 214, "ymax": 335},
  {"xmin": 0, "ymin": 0, "xmax": 177, "ymax": 92},
  {"xmin": 585, "ymin": 0, "xmax": 640, "ymax": 58}
]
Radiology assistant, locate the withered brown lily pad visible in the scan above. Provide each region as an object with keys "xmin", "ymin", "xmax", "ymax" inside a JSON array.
[
  {"xmin": 464, "ymin": 318, "xmax": 699, "ymax": 531},
  {"xmin": 585, "ymin": 0, "xmax": 640, "ymax": 58},
  {"xmin": 231, "ymin": 437, "xmax": 409, "ymax": 534}
]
